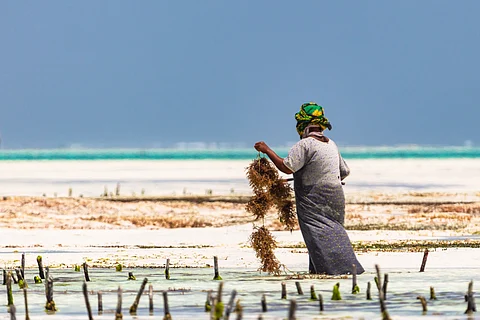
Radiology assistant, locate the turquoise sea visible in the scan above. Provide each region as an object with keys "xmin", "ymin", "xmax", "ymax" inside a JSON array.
[{"xmin": 0, "ymin": 146, "xmax": 479, "ymax": 160}]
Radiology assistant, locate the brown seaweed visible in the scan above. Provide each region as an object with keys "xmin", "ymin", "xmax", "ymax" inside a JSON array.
[{"xmin": 249, "ymin": 226, "xmax": 281, "ymax": 275}]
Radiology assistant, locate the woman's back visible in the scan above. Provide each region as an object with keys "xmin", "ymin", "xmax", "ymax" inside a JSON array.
[
  {"xmin": 292, "ymin": 137, "xmax": 344, "ymax": 187},
  {"xmin": 284, "ymin": 137, "xmax": 348, "ymax": 225}
]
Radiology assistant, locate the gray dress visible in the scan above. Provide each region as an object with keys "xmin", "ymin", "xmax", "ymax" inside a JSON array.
[{"xmin": 284, "ymin": 137, "xmax": 364, "ymax": 275}]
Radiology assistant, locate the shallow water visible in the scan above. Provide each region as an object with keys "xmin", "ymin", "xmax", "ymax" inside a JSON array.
[{"xmin": 1, "ymin": 264, "xmax": 479, "ymax": 319}]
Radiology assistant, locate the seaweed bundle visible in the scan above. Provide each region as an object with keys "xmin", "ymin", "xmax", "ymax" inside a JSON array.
[
  {"xmin": 245, "ymin": 191, "xmax": 273, "ymax": 221},
  {"xmin": 269, "ymin": 179, "xmax": 297, "ymax": 231},
  {"xmin": 245, "ymin": 156, "xmax": 297, "ymax": 274},
  {"xmin": 249, "ymin": 226, "xmax": 281, "ymax": 275},
  {"xmin": 246, "ymin": 157, "xmax": 278, "ymax": 191}
]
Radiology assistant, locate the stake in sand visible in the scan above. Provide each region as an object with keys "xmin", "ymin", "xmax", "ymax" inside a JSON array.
[
  {"xmin": 261, "ymin": 294, "xmax": 267, "ymax": 312},
  {"xmin": 375, "ymin": 265, "xmax": 391, "ymax": 320},
  {"xmin": 83, "ymin": 282, "xmax": 93, "ymax": 320},
  {"xmin": 149, "ymin": 284, "xmax": 154, "ymax": 314},
  {"xmin": 45, "ymin": 276, "xmax": 56, "ymax": 311},
  {"xmin": 37, "ymin": 256, "xmax": 45, "ymax": 279},
  {"xmin": 116, "ymin": 287, "xmax": 123, "ymax": 320},
  {"xmin": 130, "ymin": 278, "xmax": 148, "ymax": 314},
  {"xmin": 163, "ymin": 291, "xmax": 172, "ymax": 320},
  {"xmin": 97, "ymin": 291, "xmax": 103, "ymax": 314},
  {"xmin": 281, "ymin": 282, "xmax": 287, "ymax": 300},
  {"xmin": 310, "ymin": 285, "xmax": 318, "ymax": 301},
  {"xmin": 165, "ymin": 258, "xmax": 170, "ymax": 280},
  {"xmin": 213, "ymin": 256, "xmax": 222, "ymax": 280},
  {"xmin": 83, "ymin": 262, "xmax": 91, "ymax": 282},
  {"xmin": 214, "ymin": 282, "xmax": 225, "ymax": 320},
  {"xmin": 420, "ymin": 248, "xmax": 429, "ymax": 272},
  {"xmin": 417, "ymin": 296, "xmax": 427, "ymax": 313},
  {"xmin": 23, "ymin": 288, "xmax": 30, "ymax": 320},
  {"xmin": 288, "ymin": 299, "xmax": 297, "ymax": 320},
  {"xmin": 225, "ymin": 289, "xmax": 237, "ymax": 320},
  {"xmin": 352, "ymin": 264, "xmax": 360, "ymax": 294},
  {"xmin": 295, "ymin": 281, "xmax": 304, "ymax": 295}
]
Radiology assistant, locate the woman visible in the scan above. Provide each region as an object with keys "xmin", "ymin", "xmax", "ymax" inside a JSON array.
[{"xmin": 254, "ymin": 102, "xmax": 364, "ymax": 275}]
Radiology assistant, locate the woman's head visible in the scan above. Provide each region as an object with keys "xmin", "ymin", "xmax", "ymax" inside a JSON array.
[{"xmin": 295, "ymin": 102, "xmax": 332, "ymax": 137}]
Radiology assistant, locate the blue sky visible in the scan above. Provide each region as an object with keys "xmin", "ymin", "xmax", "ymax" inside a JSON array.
[{"xmin": 0, "ymin": 1, "xmax": 479, "ymax": 149}]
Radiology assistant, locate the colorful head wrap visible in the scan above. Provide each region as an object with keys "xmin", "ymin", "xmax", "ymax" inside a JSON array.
[{"xmin": 295, "ymin": 102, "xmax": 332, "ymax": 136}]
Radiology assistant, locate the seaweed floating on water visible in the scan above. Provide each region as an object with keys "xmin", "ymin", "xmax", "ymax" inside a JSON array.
[{"xmin": 249, "ymin": 226, "xmax": 281, "ymax": 275}]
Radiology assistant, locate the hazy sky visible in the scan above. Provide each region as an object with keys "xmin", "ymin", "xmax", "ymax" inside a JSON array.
[{"xmin": 1, "ymin": 1, "xmax": 479, "ymax": 149}]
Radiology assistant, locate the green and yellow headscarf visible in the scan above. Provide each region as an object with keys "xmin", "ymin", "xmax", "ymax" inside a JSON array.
[{"xmin": 295, "ymin": 102, "xmax": 332, "ymax": 136}]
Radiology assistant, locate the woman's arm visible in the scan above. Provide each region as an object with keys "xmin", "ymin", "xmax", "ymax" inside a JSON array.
[
  {"xmin": 339, "ymin": 153, "xmax": 350, "ymax": 180},
  {"xmin": 254, "ymin": 141, "xmax": 293, "ymax": 174}
]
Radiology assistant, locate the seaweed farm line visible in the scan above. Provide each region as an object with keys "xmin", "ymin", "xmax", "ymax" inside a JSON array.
[
  {"xmin": 1, "ymin": 264, "xmax": 479, "ymax": 319},
  {"xmin": 1, "ymin": 243, "xmax": 480, "ymax": 319}
]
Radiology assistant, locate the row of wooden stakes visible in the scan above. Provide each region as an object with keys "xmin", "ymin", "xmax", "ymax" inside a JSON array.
[{"xmin": 1, "ymin": 251, "xmax": 477, "ymax": 319}]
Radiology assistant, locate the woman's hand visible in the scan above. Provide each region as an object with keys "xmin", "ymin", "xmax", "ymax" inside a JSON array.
[
  {"xmin": 254, "ymin": 141, "xmax": 292, "ymax": 174},
  {"xmin": 254, "ymin": 141, "xmax": 270, "ymax": 154}
]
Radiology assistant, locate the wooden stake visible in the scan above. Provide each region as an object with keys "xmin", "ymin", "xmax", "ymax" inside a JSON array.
[
  {"xmin": 352, "ymin": 264, "xmax": 360, "ymax": 294},
  {"xmin": 235, "ymin": 299, "xmax": 243, "ymax": 320},
  {"xmin": 310, "ymin": 285, "xmax": 318, "ymax": 301},
  {"xmin": 149, "ymin": 284, "xmax": 154, "ymax": 314},
  {"xmin": 465, "ymin": 280, "xmax": 477, "ymax": 314},
  {"xmin": 23, "ymin": 288, "xmax": 30, "ymax": 320},
  {"xmin": 417, "ymin": 296, "xmax": 427, "ymax": 313},
  {"xmin": 261, "ymin": 294, "xmax": 267, "ymax": 312},
  {"xmin": 430, "ymin": 286, "xmax": 437, "ymax": 300},
  {"xmin": 21, "ymin": 253, "xmax": 25, "ymax": 280},
  {"xmin": 45, "ymin": 276, "xmax": 56, "ymax": 311},
  {"xmin": 115, "ymin": 287, "xmax": 123, "ymax": 320},
  {"xmin": 214, "ymin": 281, "xmax": 224, "ymax": 320},
  {"xmin": 37, "ymin": 256, "xmax": 45, "ymax": 279},
  {"xmin": 213, "ymin": 256, "xmax": 222, "ymax": 280},
  {"xmin": 295, "ymin": 281, "xmax": 303, "ymax": 295},
  {"xmin": 8, "ymin": 303, "xmax": 16, "ymax": 320},
  {"xmin": 287, "ymin": 299, "xmax": 296, "ymax": 320},
  {"xmin": 83, "ymin": 262, "xmax": 91, "ymax": 282},
  {"xmin": 165, "ymin": 258, "xmax": 170, "ymax": 280},
  {"xmin": 281, "ymin": 282, "xmax": 287, "ymax": 299},
  {"xmin": 163, "ymin": 291, "xmax": 172, "ymax": 320},
  {"xmin": 225, "ymin": 289, "xmax": 237, "ymax": 319},
  {"xmin": 97, "ymin": 291, "xmax": 103, "ymax": 314},
  {"xmin": 130, "ymin": 278, "xmax": 148, "ymax": 314},
  {"xmin": 11, "ymin": 272, "xmax": 18, "ymax": 284},
  {"xmin": 15, "ymin": 269, "xmax": 26, "ymax": 289},
  {"xmin": 2, "ymin": 269, "xmax": 6, "ymax": 285},
  {"xmin": 83, "ymin": 282, "xmax": 93, "ymax": 320},
  {"xmin": 6, "ymin": 272, "xmax": 14, "ymax": 306},
  {"xmin": 367, "ymin": 282, "xmax": 372, "ymax": 300},
  {"xmin": 319, "ymin": 294, "xmax": 324, "ymax": 312},
  {"xmin": 205, "ymin": 291, "xmax": 212, "ymax": 312},
  {"xmin": 383, "ymin": 274, "xmax": 389, "ymax": 300},
  {"xmin": 420, "ymin": 248, "xmax": 429, "ymax": 272},
  {"xmin": 375, "ymin": 265, "xmax": 391, "ymax": 320}
]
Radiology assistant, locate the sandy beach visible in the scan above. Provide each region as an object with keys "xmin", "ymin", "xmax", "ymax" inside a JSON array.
[
  {"xmin": 1, "ymin": 191, "xmax": 479, "ymax": 269},
  {"xmin": 1, "ymin": 159, "xmax": 479, "ymax": 319}
]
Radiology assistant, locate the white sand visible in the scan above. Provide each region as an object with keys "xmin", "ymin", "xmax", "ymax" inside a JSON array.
[{"xmin": 1, "ymin": 159, "xmax": 479, "ymax": 197}]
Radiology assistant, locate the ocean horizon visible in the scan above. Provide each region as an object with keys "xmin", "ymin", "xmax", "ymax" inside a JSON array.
[{"xmin": 0, "ymin": 146, "xmax": 479, "ymax": 160}]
